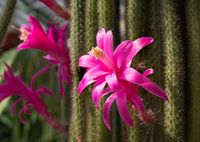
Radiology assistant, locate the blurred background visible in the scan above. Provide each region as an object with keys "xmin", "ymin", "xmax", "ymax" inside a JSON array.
[{"xmin": 0, "ymin": 0, "xmax": 70, "ymax": 142}]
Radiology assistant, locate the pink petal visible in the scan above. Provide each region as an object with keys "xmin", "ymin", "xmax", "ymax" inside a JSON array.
[
  {"xmin": 43, "ymin": 54, "xmax": 59, "ymax": 64},
  {"xmin": 0, "ymin": 85, "xmax": 12, "ymax": 101},
  {"xmin": 58, "ymin": 67, "xmax": 66, "ymax": 96},
  {"xmin": 125, "ymin": 85, "xmax": 145, "ymax": 113},
  {"xmin": 114, "ymin": 40, "xmax": 133, "ymax": 68},
  {"xmin": 143, "ymin": 68, "xmax": 154, "ymax": 77},
  {"xmin": 11, "ymin": 98, "xmax": 23, "ymax": 114},
  {"xmin": 125, "ymin": 37, "xmax": 153, "ymax": 65},
  {"xmin": 18, "ymin": 106, "xmax": 30, "ymax": 124},
  {"xmin": 78, "ymin": 68, "xmax": 108, "ymax": 95},
  {"xmin": 105, "ymin": 73, "xmax": 120, "ymax": 89},
  {"xmin": 17, "ymin": 42, "xmax": 30, "ymax": 50},
  {"xmin": 91, "ymin": 78, "xmax": 106, "ymax": 106},
  {"xmin": 116, "ymin": 91, "xmax": 134, "ymax": 127},
  {"xmin": 103, "ymin": 30, "xmax": 113, "ymax": 58},
  {"xmin": 121, "ymin": 68, "xmax": 168, "ymax": 101},
  {"xmin": 79, "ymin": 55, "xmax": 99, "ymax": 68},
  {"xmin": 31, "ymin": 65, "xmax": 51, "ymax": 89},
  {"xmin": 29, "ymin": 16, "xmax": 45, "ymax": 33},
  {"xmin": 36, "ymin": 86, "xmax": 54, "ymax": 96},
  {"xmin": 103, "ymin": 91, "xmax": 119, "ymax": 130},
  {"xmin": 96, "ymin": 28, "xmax": 106, "ymax": 50},
  {"xmin": 96, "ymin": 88, "xmax": 114, "ymax": 108}
]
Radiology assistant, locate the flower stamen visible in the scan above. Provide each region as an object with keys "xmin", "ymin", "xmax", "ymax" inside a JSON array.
[
  {"xmin": 89, "ymin": 47, "xmax": 104, "ymax": 59},
  {"xmin": 12, "ymin": 25, "xmax": 30, "ymax": 42},
  {"xmin": 19, "ymin": 29, "xmax": 30, "ymax": 42}
]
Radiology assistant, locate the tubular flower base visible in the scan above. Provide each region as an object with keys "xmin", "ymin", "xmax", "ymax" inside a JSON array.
[
  {"xmin": 39, "ymin": 0, "xmax": 70, "ymax": 20},
  {"xmin": 17, "ymin": 16, "xmax": 71, "ymax": 96},
  {"xmin": 78, "ymin": 28, "xmax": 168, "ymax": 130},
  {"xmin": 0, "ymin": 64, "xmax": 67, "ymax": 133}
]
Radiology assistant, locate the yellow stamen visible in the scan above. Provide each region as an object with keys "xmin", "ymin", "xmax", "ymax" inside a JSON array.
[
  {"xmin": 12, "ymin": 25, "xmax": 30, "ymax": 42},
  {"xmin": 89, "ymin": 47, "xmax": 104, "ymax": 59}
]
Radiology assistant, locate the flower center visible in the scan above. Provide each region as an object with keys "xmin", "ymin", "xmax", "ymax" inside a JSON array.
[
  {"xmin": 19, "ymin": 29, "xmax": 30, "ymax": 42},
  {"xmin": 89, "ymin": 47, "xmax": 104, "ymax": 59}
]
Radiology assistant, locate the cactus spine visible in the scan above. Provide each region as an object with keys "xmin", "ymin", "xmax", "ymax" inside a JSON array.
[
  {"xmin": 98, "ymin": 0, "xmax": 114, "ymax": 30},
  {"xmin": 161, "ymin": 0, "xmax": 185, "ymax": 141},
  {"xmin": 85, "ymin": 0, "xmax": 99, "ymax": 142},
  {"xmin": 142, "ymin": 0, "xmax": 165, "ymax": 141},
  {"xmin": 68, "ymin": 0, "xmax": 87, "ymax": 141},
  {"xmin": 124, "ymin": 0, "xmax": 145, "ymax": 141},
  {"xmin": 97, "ymin": 0, "xmax": 116, "ymax": 141},
  {"xmin": 0, "ymin": 0, "xmax": 17, "ymax": 46},
  {"xmin": 186, "ymin": 0, "xmax": 200, "ymax": 141}
]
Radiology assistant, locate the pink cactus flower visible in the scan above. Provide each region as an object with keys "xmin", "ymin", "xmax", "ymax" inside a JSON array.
[
  {"xmin": 78, "ymin": 28, "xmax": 168, "ymax": 130},
  {"xmin": 0, "ymin": 64, "xmax": 67, "ymax": 133},
  {"xmin": 39, "ymin": 0, "xmax": 70, "ymax": 20},
  {"xmin": 17, "ymin": 16, "xmax": 71, "ymax": 96}
]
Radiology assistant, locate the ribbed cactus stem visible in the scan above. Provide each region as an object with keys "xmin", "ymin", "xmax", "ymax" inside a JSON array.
[
  {"xmin": 0, "ymin": 0, "xmax": 17, "ymax": 46},
  {"xmin": 141, "ymin": 0, "xmax": 165, "ymax": 141},
  {"xmin": 85, "ymin": 0, "xmax": 98, "ymax": 51},
  {"xmin": 68, "ymin": 0, "xmax": 87, "ymax": 141},
  {"xmin": 161, "ymin": 0, "xmax": 185, "ymax": 141},
  {"xmin": 97, "ymin": 0, "xmax": 115, "ymax": 141},
  {"xmin": 126, "ymin": 0, "xmax": 144, "ymax": 40},
  {"xmin": 186, "ymin": 0, "xmax": 200, "ymax": 141},
  {"xmin": 124, "ymin": 0, "xmax": 145, "ymax": 141},
  {"xmin": 98, "ymin": 0, "xmax": 114, "ymax": 30},
  {"xmin": 85, "ymin": 0, "xmax": 99, "ymax": 141}
]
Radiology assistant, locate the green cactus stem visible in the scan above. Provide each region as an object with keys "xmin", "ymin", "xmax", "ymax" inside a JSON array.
[
  {"xmin": 140, "ymin": 0, "xmax": 165, "ymax": 141},
  {"xmin": 98, "ymin": 0, "xmax": 114, "ymax": 30},
  {"xmin": 97, "ymin": 0, "xmax": 117, "ymax": 141},
  {"xmin": 185, "ymin": 0, "xmax": 200, "ymax": 141},
  {"xmin": 161, "ymin": 0, "xmax": 185, "ymax": 141},
  {"xmin": 0, "ymin": 0, "xmax": 17, "ymax": 46},
  {"xmin": 84, "ymin": 0, "xmax": 99, "ymax": 142},
  {"xmin": 68, "ymin": 0, "xmax": 87, "ymax": 141},
  {"xmin": 123, "ymin": 0, "xmax": 146, "ymax": 141}
]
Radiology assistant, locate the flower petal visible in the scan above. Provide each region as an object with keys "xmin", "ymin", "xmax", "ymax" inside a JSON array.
[
  {"xmin": 79, "ymin": 55, "xmax": 99, "ymax": 68},
  {"xmin": 91, "ymin": 78, "xmax": 106, "ymax": 106},
  {"xmin": 29, "ymin": 16, "xmax": 45, "ymax": 33},
  {"xmin": 121, "ymin": 68, "xmax": 168, "ymax": 100},
  {"xmin": 103, "ymin": 30, "xmax": 113, "ymax": 57},
  {"xmin": 125, "ymin": 37, "xmax": 153, "ymax": 65},
  {"xmin": 96, "ymin": 88, "xmax": 114, "ymax": 108},
  {"xmin": 31, "ymin": 65, "xmax": 51, "ymax": 89},
  {"xmin": 103, "ymin": 91, "xmax": 119, "ymax": 130},
  {"xmin": 105, "ymin": 73, "xmax": 120, "ymax": 89},
  {"xmin": 143, "ymin": 68, "xmax": 154, "ymax": 77},
  {"xmin": 116, "ymin": 91, "xmax": 134, "ymax": 127},
  {"xmin": 43, "ymin": 54, "xmax": 59, "ymax": 64},
  {"xmin": 58, "ymin": 67, "xmax": 66, "ymax": 96},
  {"xmin": 78, "ymin": 68, "xmax": 108, "ymax": 95},
  {"xmin": 114, "ymin": 40, "xmax": 133, "ymax": 68},
  {"xmin": 96, "ymin": 28, "xmax": 106, "ymax": 50},
  {"xmin": 36, "ymin": 86, "xmax": 54, "ymax": 96}
]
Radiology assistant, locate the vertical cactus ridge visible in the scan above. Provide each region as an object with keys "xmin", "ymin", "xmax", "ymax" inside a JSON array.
[
  {"xmin": 0, "ymin": 0, "xmax": 17, "ymax": 46},
  {"xmin": 185, "ymin": 0, "xmax": 200, "ymax": 141},
  {"xmin": 97, "ymin": 0, "xmax": 116, "ymax": 141},
  {"xmin": 141, "ymin": 0, "xmax": 165, "ymax": 141},
  {"xmin": 68, "ymin": 0, "xmax": 87, "ymax": 141},
  {"xmin": 98, "ymin": 0, "xmax": 114, "ymax": 30},
  {"xmin": 85, "ymin": 0, "xmax": 99, "ymax": 141},
  {"xmin": 124, "ymin": 0, "xmax": 146, "ymax": 141},
  {"xmin": 125, "ymin": 0, "xmax": 145, "ymax": 40},
  {"xmin": 161, "ymin": 0, "xmax": 185, "ymax": 141},
  {"xmin": 85, "ymin": 0, "xmax": 98, "ymax": 51}
]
